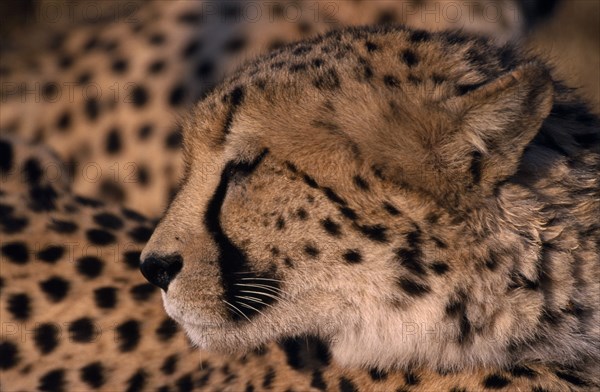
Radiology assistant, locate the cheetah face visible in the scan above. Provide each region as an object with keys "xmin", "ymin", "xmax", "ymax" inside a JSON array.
[
  {"xmin": 140, "ymin": 27, "xmax": 557, "ymax": 369},
  {"xmin": 139, "ymin": 138, "xmax": 389, "ymax": 355}
]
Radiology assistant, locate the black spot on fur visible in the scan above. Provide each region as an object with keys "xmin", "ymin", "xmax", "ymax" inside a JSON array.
[
  {"xmin": 396, "ymin": 248, "xmax": 426, "ymax": 276},
  {"xmin": 169, "ymin": 84, "xmax": 187, "ymax": 107},
  {"xmin": 263, "ymin": 367, "xmax": 276, "ymax": 388},
  {"xmin": 176, "ymin": 374, "xmax": 194, "ymax": 392},
  {"xmin": 0, "ymin": 139, "xmax": 13, "ymax": 172},
  {"xmin": 304, "ymin": 245, "xmax": 320, "ymax": 258},
  {"xmin": 0, "ymin": 341, "xmax": 19, "ymax": 369},
  {"xmin": 156, "ymin": 317, "xmax": 179, "ymax": 341},
  {"xmin": 340, "ymin": 207, "xmax": 358, "ymax": 220},
  {"xmin": 409, "ymin": 29, "xmax": 431, "ymax": 43},
  {"xmin": 126, "ymin": 369, "xmax": 147, "ymax": 392},
  {"xmin": 69, "ymin": 317, "xmax": 97, "ymax": 342},
  {"xmin": 383, "ymin": 75, "xmax": 400, "ymax": 88},
  {"xmin": 40, "ymin": 277, "xmax": 70, "ymax": 302},
  {"xmin": 343, "ymin": 250, "xmax": 362, "ymax": 263},
  {"xmin": 86, "ymin": 229, "xmax": 116, "ymax": 245},
  {"xmin": 23, "ymin": 158, "xmax": 42, "ymax": 183},
  {"xmin": 165, "ymin": 128, "xmax": 183, "ymax": 149},
  {"xmin": 58, "ymin": 54, "xmax": 73, "ymax": 69},
  {"xmin": 398, "ymin": 279, "xmax": 430, "ymax": 297},
  {"xmin": 555, "ymin": 370, "xmax": 588, "ymax": 386},
  {"xmin": 76, "ymin": 256, "xmax": 104, "ymax": 278},
  {"xmin": 93, "ymin": 212, "xmax": 124, "ymax": 230},
  {"xmin": 470, "ymin": 151, "xmax": 483, "ymax": 185},
  {"xmin": 431, "ymin": 236, "xmax": 448, "ymax": 248},
  {"xmin": 34, "ymin": 323, "xmax": 59, "ymax": 354},
  {"xmin": 48, "ymin": 219, "xmax": 78, "ymax": 233},
  {"xmin": 131, "ymin": 85, "xmax": 149, "ymax": 108},
  {"xmin": 482, "ymin": 374, "xmax": 511, "ymax": 389},
  {"xmin": 353, "ymin": 175, "xmax": 370, "ymax": 190},
  {"xmin": 311, "ymin": 370, "xmax": 327, "ymax": 389},
  {"xmin": 8, "ymin": 293, "xmax": 31, "ymax": 320},
  {"xmin": 2, "ymin": 241, "xmax": 29, "ymax": 264},
  {"xmin": 401, "ymin": 49, "xmax": 419, "ymax": 67},
  {"xmin": 29, "ymin": 184, "xmax": 58, "ymax": 211},
  {"xmin": 313, "ymin": 69, "xmax": 340, "ymax": 90},
  {"xmin": 296, "ymin": 208, "xmax": 308, "ymax": 220},
  {"xmin": 182, "ymin": 40, "xmax": 202, "ymax": 58},
  {"xmin": 80, "ymin": 362, "xmax": 105, "ymax": 388},
  {"xmin": 130, "ymin": 283, "xmax": 157, "ymax": 301},
  {"xmin": 359, "ymin": 224, "xmax": 388, "ymax": 243},
  {"xmin": 289, "ymin": 63, "xmax": 307, "ymax": 73},
  {"xmin": 456, "ymin": 82, "xmax": 486, "ymax": 96},
  {"xmin": 94, "ymin": 286, "xmax": 118, "ymax": 309},
  {"xmin": 195, "ymin": 60, "xmax": 214, "ymax": 78},
  {"xmin": 75, "ymin": 196, "xmax": 104, "ymax": 207},
  {"xmin": 383, "ymin": 202, "xmax": 400, "ymax": 216},
  {"xmin": 369, "ymin": 368, "xmax": 388, "ymax": 381},
  {"xmin": 124, "ymin": 251, "xmax": 142, "ymax": 269},
  {"xmin": 508, "ymin": 365, "xmax": 537, "ymax": 379},
  {"xmin": 128, "ymin": 226, "xmax": 153, "ymax": 243},
  {"xmin": 405, "ymin": 371, "xmax": 420, "ymax": 385},
  {"xmin": 339, "ymin": 377, "xmax": 358, "ymax": 392},
  {"xmin": 161, "ymin": 355, "xmax": 178, "ymax": 375},
  {"xmin": 56, "ymin": 111, "xmax": 72, "ymax": 132},
  {"xmin": 485, "ymin": 249, "xmax": 501, "ymax": 271},
  {"xmin": 279, "ymin": 336, "xmax": 330, "ymax": 371},
  {"xmin": 445, "ymin": 294, "xmax": 472, "ymax": 345},
  {"xmin": 321, "ymin": 218, "xmax": 341, "ymax": 236},
  {"xmin": 365, "ymin": 41, "xmax": 378, "ymax": 52},
  {"xmin": 148, "ymin": 59, "xmax": 166, "ymax": 74},
  {"xmin": 38, "ymin": 369, "xmax": 65, "ymax": 392},
  {"xmin": 111, "ymin": 58, "xmax": 128, "ymax": 73},
  {"xmin": 105, "ymin": 128, "xmax": 122, "ymax": 154},
  {"xmin": 276, "ymin": 217, "xmax": 285, "ymax": 230},
  {"xmin": 223, "ymin": 36, "xmax": 246, "ymax": 53},
  {"xmin": 430, "ymin": 261, "xmax": 450, "ymax": 275},
  {"xmin": 84, "ymin": 98, "xmax": 100, "ymax": 121},
  {"xmin": 149, "ymin": 33, "xmax": 166, "ymax": 46},
  {"xmin": 116, "ymin": 320, "xmax": 141, "ymax": 352},
  {"xmin": 37, "ymin": 245, "xmax": 64, "ymax": 263}
]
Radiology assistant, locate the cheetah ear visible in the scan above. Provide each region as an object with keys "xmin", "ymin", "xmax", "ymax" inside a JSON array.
[{"xmin": 441, "ymin": 62, "xmax": 554, "ymax": 196}]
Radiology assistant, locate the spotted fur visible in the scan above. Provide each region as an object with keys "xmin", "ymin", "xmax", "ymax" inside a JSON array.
[
  {"xmin": 1, "ymin": 0, "xmax": 540, "ymax": 217},
  {"xmin": 142, "ymin": 25, "xmax": 600, "ymax": 384},
  {"xmin": 1, "ymin": 135, "xmax": 595, "ymax": 392}
]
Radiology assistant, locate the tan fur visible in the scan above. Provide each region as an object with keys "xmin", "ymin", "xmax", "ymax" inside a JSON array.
[
  {"xmin": 1, "ymin": 135, "xmax": 596, "ymax": 392},
  {"xmin": 143, "ymin": 25, "xmax": 600, "ymax": 382},
  {"xmin": 0, "ymin": 0, "xmax": 531, "ymax": 217}
]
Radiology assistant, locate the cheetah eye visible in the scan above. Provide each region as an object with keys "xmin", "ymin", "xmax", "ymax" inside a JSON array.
[{"xmin": 224, "ymin": 149, "xmax": 270, "ymax": 185}]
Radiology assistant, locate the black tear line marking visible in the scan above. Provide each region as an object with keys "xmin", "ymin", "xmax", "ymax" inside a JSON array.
[{"xmin": 204, "ymin": 149, "xmax": 278, "ymax": 321}]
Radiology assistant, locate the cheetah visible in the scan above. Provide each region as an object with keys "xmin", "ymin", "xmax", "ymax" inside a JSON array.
[
  {"xmin": 140, "ymin": 25, "xmax": 600, "ymax": 385},
  {"xmin": 0, "ymin": 135, "xmax": 595, "ymax": 392}
]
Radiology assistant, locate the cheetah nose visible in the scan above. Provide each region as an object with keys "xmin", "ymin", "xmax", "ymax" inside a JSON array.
[{"xmin": 139, "ymin": 254, "xmax": 183, "ymax": 291}]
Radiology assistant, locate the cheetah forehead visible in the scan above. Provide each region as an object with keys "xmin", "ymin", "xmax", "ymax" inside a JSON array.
[{"xmin": 184, "ymin": 25, "xmax": 525, "ymax": 162}]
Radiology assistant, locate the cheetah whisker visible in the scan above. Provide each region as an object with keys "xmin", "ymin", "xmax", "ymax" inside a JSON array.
[
  {"xmin": 236, "ymin": 295, "xmax": 274, "ymax": 308},
  {"xmin": 235, "ymin": 283, "xmax": 283, "ymax": 295},
  {"xmin": 238, "ymin": 290, "xmax": 280, "ymax": 302},
  {"xmin": 222, "ymin": 300, "xmax": 252, "ymax": 323},
  {"xmin": 237, "ymin": 301, "xmax": 267, "ymax": 317}
]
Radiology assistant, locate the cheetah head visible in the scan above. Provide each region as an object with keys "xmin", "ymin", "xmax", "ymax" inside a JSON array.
[{"xmin": 141, "ymin": 27, "xmax": 559, "ymax": 370}]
